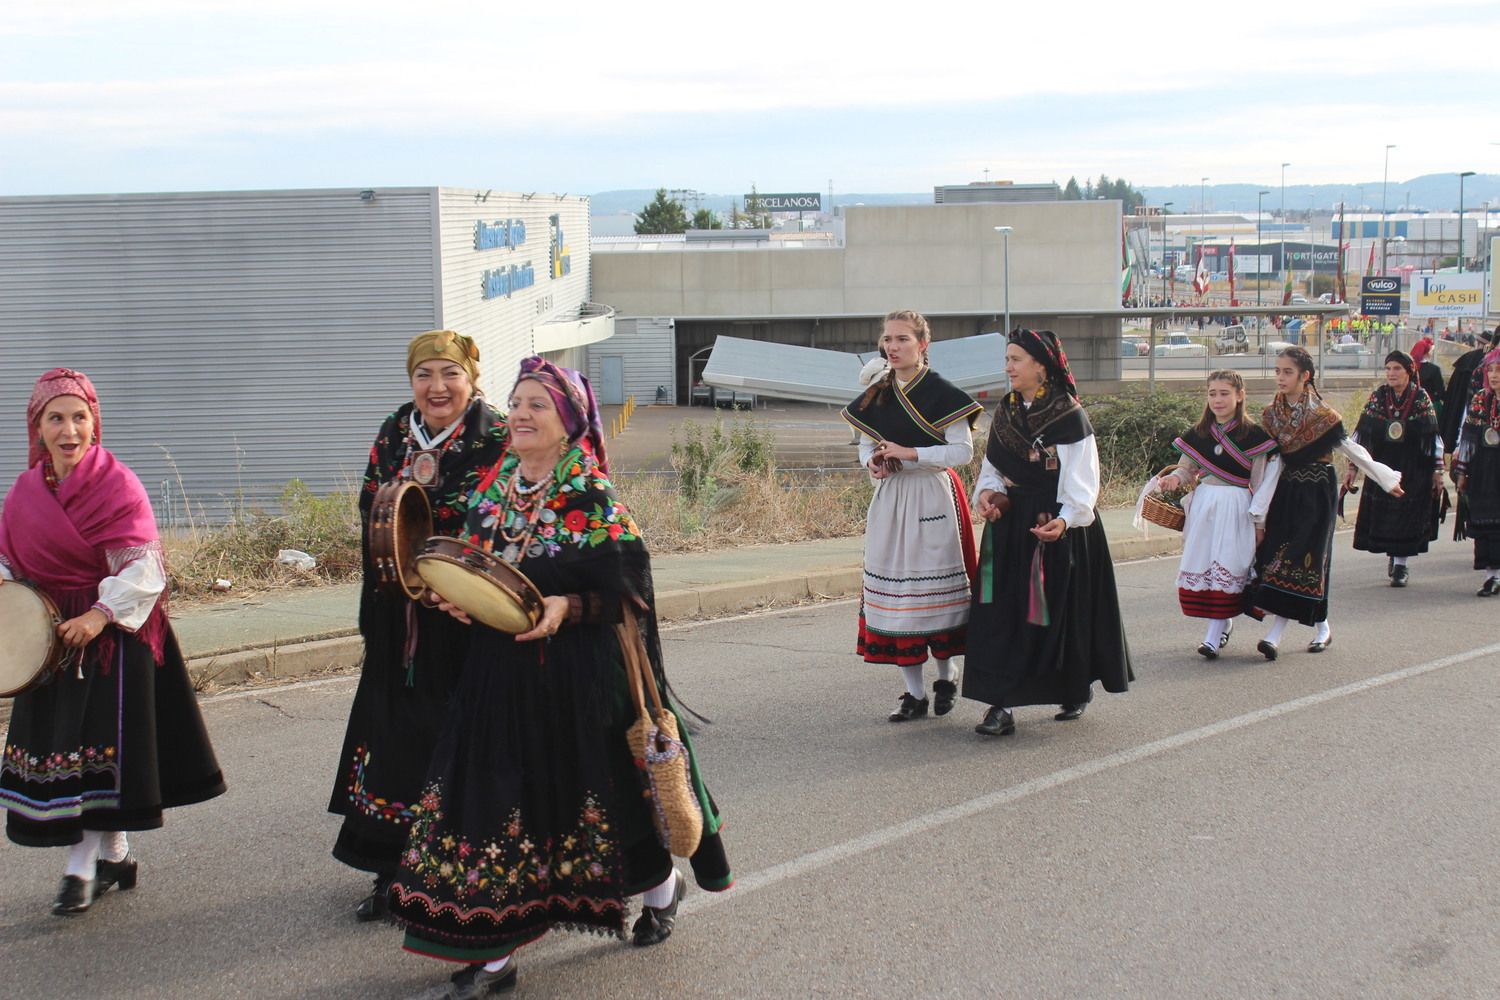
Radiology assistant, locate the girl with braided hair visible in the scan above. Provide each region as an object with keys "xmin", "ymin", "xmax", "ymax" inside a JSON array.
[
  {"xmin": 1249, "ymin": 347, "xmax": 1402, "ymax": 658},
  {"xmin": 842, "ymin": 310, "xmax": 982, "ymax": 722}
]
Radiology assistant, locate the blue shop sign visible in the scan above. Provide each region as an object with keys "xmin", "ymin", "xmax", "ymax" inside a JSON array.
[
  {"xmin": 475, "ymin": 219, "xmax": 527, "ymax": 250},
  {"xmin": 481, "ymin": 262, "xmax": 537, "ymax": 300}
]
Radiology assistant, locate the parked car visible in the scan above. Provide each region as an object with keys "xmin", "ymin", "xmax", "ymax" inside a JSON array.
[
  {"xmin": 1289, "ymin": 293, "xmax": 1309, "ymax": 305},
  {"xmin": 1259, "ymin": 339, "xmax": 1297, "ymax": 356},
  {"xmin": 1152, "ymin": 333, "xmax": 1208, "ymax": 358},
  {"xmin": 1327, "ymin": 342, "xmax": 1372, "ymax": 356}
]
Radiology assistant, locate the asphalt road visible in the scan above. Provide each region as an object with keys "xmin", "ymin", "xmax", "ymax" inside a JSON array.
[{"xmin": 4, "ymin": 537, "xmax": 1499, "ymax": 1000}]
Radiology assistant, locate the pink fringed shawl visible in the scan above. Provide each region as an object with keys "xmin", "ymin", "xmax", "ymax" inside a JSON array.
[{"xmin": 0, "ymin": 444, "xmax": 169, "ymax": 666}]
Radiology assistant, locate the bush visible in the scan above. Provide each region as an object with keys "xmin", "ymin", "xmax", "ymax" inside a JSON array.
[{"xmin": 1087, "ymin": 388, "xmax": 1204, "ymax": 492}]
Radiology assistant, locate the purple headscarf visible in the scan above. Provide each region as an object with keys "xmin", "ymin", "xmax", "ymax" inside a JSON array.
[{"xmin": 511, "ymin": 356, "xmax": 609, "ymax": 474}]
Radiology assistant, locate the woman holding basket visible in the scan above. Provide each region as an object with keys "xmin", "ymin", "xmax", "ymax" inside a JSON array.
[{"xmin": 389, "ymin": 357, "xmax": 732, "ymax": 999}]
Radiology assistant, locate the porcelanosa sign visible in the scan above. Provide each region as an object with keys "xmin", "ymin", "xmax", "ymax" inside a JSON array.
[
  {"xmin": 1409, "ymin": 274, "xmax": 1485, "ymax": 318},
  {"xmin": 749, "ymin": 192, "xmax": 822, "ymax": 212}
]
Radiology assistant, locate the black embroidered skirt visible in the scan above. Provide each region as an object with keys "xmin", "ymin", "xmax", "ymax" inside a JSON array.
[{"xmin": 2, "ymin": 628, "xmax": 225, "ymax": 847}]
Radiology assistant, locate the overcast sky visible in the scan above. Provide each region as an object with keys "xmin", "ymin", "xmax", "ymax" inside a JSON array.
[{"xmin": 3, "ymin": 0, "xmax": 1497, "ymax": 198}]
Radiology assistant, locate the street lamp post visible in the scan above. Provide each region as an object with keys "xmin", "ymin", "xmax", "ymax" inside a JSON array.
[
  {"xmin": 1160, "ymin": 202, "xmax": 1173, "ymax": 302},
  {"xmin": 1280, "ymin": 162, "xmax": 1290, "ymax": 310},
  {"xmin": 1380, "ymin": 144, "xmax": 1396, "ymax": 274},
  {"xmin": 993, "ymin": 226, "xmax": 1013, "ymax": 339},
  {"xmin": 1458, "ymin": 170, "xmax": 1476, "ymax": 271},
  {"xmin": 1256, "ymin": 189, "xmax": 1270, "ymax": 345}
]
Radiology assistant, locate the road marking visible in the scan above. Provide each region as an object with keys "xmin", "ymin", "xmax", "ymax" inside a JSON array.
[{"xmin": 678, "ymin": 638, "xmax": 1500, "ymax": 918}]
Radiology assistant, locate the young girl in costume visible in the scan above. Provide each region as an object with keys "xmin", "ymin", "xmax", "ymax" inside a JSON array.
[
  {"xmin": 1249, "ymin": 347, "xmax": 1402, "ymax": 659},
  {"xmin": 1155, "ymin": 371, "xmax": 1280, "ymax": 658},
  {"xmin": 842, "ymin": 310, "xmax": 981, "ymax": 722},
  {"xmin": 1453, "ymin": 358, "xmax": 1500, "ymax": 596}
]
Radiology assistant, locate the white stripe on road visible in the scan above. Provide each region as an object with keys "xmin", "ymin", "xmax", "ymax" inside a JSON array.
[{"xmin": 680, "ymin": 639, "xmax": 1500, "ymax": 917}]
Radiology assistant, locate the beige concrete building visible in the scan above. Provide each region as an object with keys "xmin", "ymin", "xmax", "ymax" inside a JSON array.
[{"xmin": 592, "ymin": 201, "xmax": 1127, "ymax": 398}]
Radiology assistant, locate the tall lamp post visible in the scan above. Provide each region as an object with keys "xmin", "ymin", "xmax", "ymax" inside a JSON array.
[
  {"xmin": 1380, "ymin": 144, "xmax": 1396, "ymax": 274},
  {"xmin": 1256, "ymin": 189, "xmax": 1270, "ymax": 311},
  {"xmin": 1458, "ymin": 170, "xmax": 1475, "ymax": 271},
  {"xmin": 993, "ymin": 226, "xmax": 1013, "ymax": 339},
  {"xmin": 1160, "ymin": 202, "xmax": 1173, "ymax": 301},
  {"xmin": 1280, "ymin": 162, "xmax": 1291, "ymax": 311}
]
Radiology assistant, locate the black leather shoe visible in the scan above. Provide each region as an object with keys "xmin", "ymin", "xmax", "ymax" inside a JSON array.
[
  {"xmin": 1257, "ymin": 639, "xmax": 1278, "ymax": 661},
  {"xmin": 1220, "ymin": 619, "xmax": 1235, "ymax": 648},
  {"xmin": 632, "ymin": 870, "xmax": 685, "ymax": 947},
  {"xmin": 887, "ymin": 693, "xmax": 929, "ymax": 722},
  {"xmin": 1307, "ymin": 631, "xmax": 1333, "ymax": 653},
  {"xmin": 932, "ymin": 680, "xmax": 958, "ymax": 716},
  {"xmin": 355, "ymin": 873, "xmax": 393, "ymax": 923},
  {"xmin": 443, "ymin": 960, "xmax": 518, "ymax": 997},
  {"xmin": 1479, "ymin": 578, "xmax": 1500, "ymax": 597},
  {"xmin": 1197, "ymin": 642, "xmax": 1219, "ymax": 660},
  {"xmin": 974, "ymin": 706, "xmax": 1015, "ymax": 736},
  {"xmin": 1391, "ymin": 565, "xmax": 1409, "ymax": 588},
  {"xmin": 52, "ymin": 875, "xmax": 95, "ymax": 916},
  {"xmin": 1055, "ymin": 703, "xmax": 1087, "ymax": 721},
  {"xmin": 95, "ymin": 856, "xmax": 138, "ymax": 896}
]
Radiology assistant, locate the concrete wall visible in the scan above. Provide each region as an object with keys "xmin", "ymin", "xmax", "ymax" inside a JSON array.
[
  {"xmin": 436, "ymin": 190, "xmax": 593, "ymax": 399},
  {"xmin": 593, "ymin": 201, "xmax": 1122, "ymax": 319}
]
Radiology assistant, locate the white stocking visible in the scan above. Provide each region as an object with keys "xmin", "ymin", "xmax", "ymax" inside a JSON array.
[
  {"xmin": 1263, "ymin": 615, "xmax": 1290, "ymax": 647},
  {"xmin": 934, "ymin": 658, "xmax": 957, "ymax": 683},
  {"xmin": 65, "ymin": 831, "xmax": 102, "ymax": 880},
  {"xmin": 899, "ymin": 664, "xmax": 926, "ymax": 699},
  {"xmin": 100, "ymin": 831, "xmax": 129, "ymax": 863},
  {"xmin": 641, "ymin": 870, "xmax": 679, "ymax": 909},
  {"xmin": 1203, "ymin": 619, "xmax": 1227, "ymax": 647},
  {"xmin": 1313, "ymin": 620, "xmax": 1331, "ymax": 643}
]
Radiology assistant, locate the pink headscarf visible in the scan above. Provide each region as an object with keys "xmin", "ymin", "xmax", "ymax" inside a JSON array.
[{"xmin": 27, "ymin": 367, "xmax": 101, "ymax": 468}]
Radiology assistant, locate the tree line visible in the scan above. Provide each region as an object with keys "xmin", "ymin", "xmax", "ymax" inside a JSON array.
[{"xmin": 1062, "ymin": 175, "xmax": 1146, "ymax": 211}]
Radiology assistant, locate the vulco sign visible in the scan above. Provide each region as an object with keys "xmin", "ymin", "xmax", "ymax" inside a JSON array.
[
  {"xmin": 1410, "ymin": 274, "xmax": 1485, "ymax": 317},
  {"xmin": 1365, "ymin": 277, "xmax": 1399, "ymax": 294}
]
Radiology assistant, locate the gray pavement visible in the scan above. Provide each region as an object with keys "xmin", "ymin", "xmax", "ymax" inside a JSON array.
[
  {"xmin": 169, "ymin": 509, "xmax": 1178, "ymax": 686},
  {"xmin": 4, "ymin": 534, "xmax": 1499, "ymax": 998}
]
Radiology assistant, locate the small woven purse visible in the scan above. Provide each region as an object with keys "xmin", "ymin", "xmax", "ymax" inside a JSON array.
[{"xmin": 617, "ymin": 608, "xmax": 703, "ymax": 858}]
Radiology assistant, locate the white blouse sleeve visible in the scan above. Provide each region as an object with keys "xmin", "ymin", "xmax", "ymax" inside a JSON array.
[
  {"xmin": 858, "ymin": 433, "xmax": 878, "ymax": 468},
  {"xmin": 95, "ymin": 549, "xmax": 167, "ymax": 633},
  {"xmin": 973, "ymin": 457, "xmax": 1007, "ymax": 502},
  {"xmin": 911, "ymin": 421, "xmax": 975, "ymax": 470},
  {"xmin": 1247, "ymin": 454, "xmax": 1282, "ymax": 524},
  {"xmin": 1336, "ymin": 438, "xmax": 1402, "ymax": 495},
  {"xmin": 1055, "ymin": 437, "xmax": 1100, "ymax": 529}
]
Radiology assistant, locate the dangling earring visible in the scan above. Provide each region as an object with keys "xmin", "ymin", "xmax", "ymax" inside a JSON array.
[{"xmin": 558, "ymin": 438, "xmax": 569, "ymax": 458}]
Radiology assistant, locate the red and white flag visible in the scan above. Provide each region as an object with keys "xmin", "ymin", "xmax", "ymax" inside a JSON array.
[
  {"xmin": 1227, "ymin": 240, "xmax": 1238, "ymax": 307},
  {"xmin": 1192, "ymin": 252, "xmax": 1211, "ymax": 296}
]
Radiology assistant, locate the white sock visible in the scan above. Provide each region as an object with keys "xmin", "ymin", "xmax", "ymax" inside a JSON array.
[
  {"xmin": 641, "ymin": 869, "xmax": 679, "ymax": 909},
  {"xmin": 1488, "ymin": 568, "xmax": 1500, "ymax": 581},
  {"xmin": 99, "ymin": 831, "xmax": 129, "ymax": 863},
  {"xmin": 934, "ymin": 658, "xmax": 957, "ymax": 683},
  {"xmin": 1314, "ymin": 620, "xmax": 1331, "ymax": 643},
  {"xmin": 65, "ymin": 831, "xmax": 102, "ymax": 880},
  {"xmin": 1263, "ymin": 615, "xmax": 1289, "ymax": 647},
  {"xmin": 1392, "ymin": 556, "xmax": 1408, "ymax": 567},
  {"xmin": 900, "ymin": 664, "xmax": 926, "ymax": 699},
  {"xmin": 482, "ymin": 957, "xmax": 511, "ymax": 974},
  {"xmin": 1203, "ymin": 619, "xmax": 1227, "ymax": 647}
]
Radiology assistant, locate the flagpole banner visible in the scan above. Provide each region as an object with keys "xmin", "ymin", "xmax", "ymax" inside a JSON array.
[
  {"xmin": 1490, "ymin": 237, "xmax": 1499, "ymax": 316},
  {"xmin": 1409, "ymin": 274, "xmax": 1485, "ymax": 318}
]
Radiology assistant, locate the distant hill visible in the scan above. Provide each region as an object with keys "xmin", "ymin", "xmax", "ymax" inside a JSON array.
[{"xmin": 1140, "ymin": 174, "xmax": 1500, "ymax": 214}]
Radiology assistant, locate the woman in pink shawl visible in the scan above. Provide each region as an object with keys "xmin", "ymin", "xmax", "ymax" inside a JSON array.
[{"xmin": 0, "ymin": 369, "xmax": 225, "ymax": 917}]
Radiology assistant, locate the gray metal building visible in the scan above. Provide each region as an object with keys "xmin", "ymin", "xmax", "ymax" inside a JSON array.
[{"xmin": 0, "ymin": 187, "xmax": 607, "ymax": 522}]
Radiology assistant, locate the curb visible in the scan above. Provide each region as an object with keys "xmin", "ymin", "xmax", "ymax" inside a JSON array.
[{"xmin": 178, "ymin": 530, "xmax": 1185, "ymax": 690}]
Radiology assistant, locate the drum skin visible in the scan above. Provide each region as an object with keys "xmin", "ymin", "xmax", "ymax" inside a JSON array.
[
  {"xmin": 0, "ymin": 582, "xmax": 65, "ymax": 698},
  {"xmin": 369, "ymin": 480, "xmax": 433, "ymax": 600},
  {"xmin": 414, "ymin": 537, "xmax": 543, "ymax": 634}
]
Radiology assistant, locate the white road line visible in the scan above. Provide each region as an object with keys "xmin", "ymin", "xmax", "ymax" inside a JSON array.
[{"xmin": 678, "ymin": 639, "xmax": 1500, "ymax": 917}]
